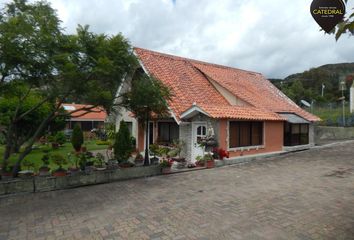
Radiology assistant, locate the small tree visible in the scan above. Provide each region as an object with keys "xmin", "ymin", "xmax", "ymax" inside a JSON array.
[
  {"xmin": 71, "ymin": 125, "xmax": 84, "ymax": 152},
  {"xmin": 121, "ymin": 75, "xmax": 172, "ymax": 166},
  {"xmin": 113, "ymin": 121, "xmax": 133, "ymax": 163}
]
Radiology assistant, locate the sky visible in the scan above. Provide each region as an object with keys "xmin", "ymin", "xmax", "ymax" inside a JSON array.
[{"xmin": 1, "ymin": 0, "xmax": 354, "ymax": 78}]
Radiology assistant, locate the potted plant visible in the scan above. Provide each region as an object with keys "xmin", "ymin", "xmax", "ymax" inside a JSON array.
[
  {"xmin": 171, "ymin": 140, "xmax": 185, "ymax": 162},
  {"xmin": 149, "ymin": 144, "xmax": 160, "ymax": 164},
  {"xmin": 159, "ymin": 159, "xmax": 172, "ymax": 174},
  {"xmin": 1, "ymin": 165, "xmax": 13, "ymax": 180},
  {"xmin": 51, "ymin": 153, "xmax": 68, "ymax": 177},
  {"xmin": 203, "ymin": 153, "xmax": 215, "ymax": 168},
  {"xmin": 195, "ymin": 155, "xmax": 205, "ymax": 167},
  {"xmin": 39, "ymin": 154, "xmax": 51, "ymax": 176},
  {"xmin": 48, "ymin": 135, "xmax": 59, "ymax": 149},
  {"xmin": 18, "ymin": 159, "xmax": 35, "ymax": 178},
  {"xmin": 134, "ymin": 152, "xmax": 144, "ymax": 166},
  {"xmin": 67, "ymin": 153, "xmax": 80, "ymax": 175},
  {"xmin": 94, "ymin": 153, "xmax": 106, "ymax": 171}
]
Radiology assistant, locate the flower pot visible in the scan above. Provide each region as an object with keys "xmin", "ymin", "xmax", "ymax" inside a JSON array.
[
  {"xmin": 51, "ymin": 142, "xmax": 59, "ymax": 149},
  {"xmin": 39, "ymin": 166, "xmax": 51, "ymax": 176},
  {"xmin": 206, "ymin": 160, "xmax": 215, "ymax": 169},
  {"xmin": 69, "ymin": 167, "xmax": 80, "ymax": 176},
  {"xmin": 1, "ymin": 172, "xmax": 13, "ymax": 180},
  {"xmin": 18, "ymin": 170, "xmax": 34, "ymax": 179},
  {"xmin": 119, "ymin": 162, "xmax": 135, "ymax": 168},
  {"xmin": 94, "ymin": 166, "xmax": 106, "ymax": 171},
  {"xmin": 161, "ymin": 167, "xmax": 171, "ymax": 174},
  {"xmin": 52, "ymin": 170, "xmax": 67, "ymax": 177},
  {"xmin": 81, "ymin": 146, "xmax": 87, "ymax": 152}
]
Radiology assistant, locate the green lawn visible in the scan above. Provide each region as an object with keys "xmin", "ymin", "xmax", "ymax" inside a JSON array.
[
  {"xmin": 312, "ymin": 107, "xmax": 353, "ymax": 126},
  {"xmin": 0, "ymin": 141, "xmax": 109, "ymax": 172}
]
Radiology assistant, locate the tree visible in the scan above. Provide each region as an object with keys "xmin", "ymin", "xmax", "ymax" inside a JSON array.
[
  {"xmin": 71, "ymin": 124, "xmax": 83, "ymax": 152},
  {"xmin": 0, "ymin": 83, "xmax": 56, "ymax": 154},
  {"xmin": 113, "ymin": 121, "xmax": 133, "ymax": 163},
  {"xmin": 121, "ymin": 74, "xmax": 172, "ymax": 166},
  {"xmin": 0, "ymin": 0, "xmax": 137, "ymax": 175},
  {"xmin": 334, "ymin": 0, "xmax": 354, "ymax": 40}
]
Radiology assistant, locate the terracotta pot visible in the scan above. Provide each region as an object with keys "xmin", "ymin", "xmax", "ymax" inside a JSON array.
[
  {"xmin": 161, "ymin": 167, "xmax": 171, "ymax": 174},
  {"xmin": 52, "ymin": 170, "xmax": 67, "ymax": 177},
  {"xmin": 1, "ymin": 172, "xmax": 13, "ymax": 180},
  {"xmin": 51, "ymin": 142, "xmax": 59, "ymax": 149},
  {"xmin": 81, "ymin": 146, "xmax": 87, "ymax": 152},
  {"xmin": 206, "ymin": 160, "xmax": 215, "ymax": 169}
]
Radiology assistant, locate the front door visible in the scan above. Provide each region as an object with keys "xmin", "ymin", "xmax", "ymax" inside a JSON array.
[{"xmin": 191, "ymin": 122, "xmax": 207, "ymax": 163}]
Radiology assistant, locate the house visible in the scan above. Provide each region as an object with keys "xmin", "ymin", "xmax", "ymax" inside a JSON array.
[
  {"xmin": 116, "ymin": 48, "xmax": 320, "ymax": 162},
  {"xmin": 62, "ymin": 103, "xmax": 107, "ymax": 132}
]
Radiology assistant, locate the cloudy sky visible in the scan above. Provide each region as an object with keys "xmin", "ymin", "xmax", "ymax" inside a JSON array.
[{"xmin": 1, "ymin": 0, "xmax": 354, "ymax": 78}]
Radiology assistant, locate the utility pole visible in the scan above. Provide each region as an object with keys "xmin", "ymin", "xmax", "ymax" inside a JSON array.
[
  {"xmin": 340, "ymin": 81, "xmax": 346, "ymax": 126},
  {"xmin": 321, "ymin": 83, "xmax": 325, "ymax": 97}
]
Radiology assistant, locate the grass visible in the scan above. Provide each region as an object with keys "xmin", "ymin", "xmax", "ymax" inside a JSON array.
[
  {"xmin": 0, "ymin": 140, "xmax": 110, "ymax": 172},
  {"xmin": 312, "ymin": 107, "xmax": 354, "ymax": 126}
]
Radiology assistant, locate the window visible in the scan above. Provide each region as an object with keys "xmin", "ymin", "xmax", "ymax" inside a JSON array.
[
  {"xmin": 158, "ymin": 122, "xmax": 179, "ymax": 144},
  {"xmin": 196, "ymin": 125, "xmax": 207, "ymax": 144},
  {"xmin": 229, "ymin": 121, "xmax": 263, "ymax": 148},
  {"xmin": 284, "ymin": 123, "xmax": 309, "ymax": 146}
]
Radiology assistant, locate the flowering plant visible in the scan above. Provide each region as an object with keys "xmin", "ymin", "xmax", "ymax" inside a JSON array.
[
  {"xmin": 159, "ymin": 158, "xmax": 173, "ymax": 168},
  {"xmin": 212, "ymin": 147, "xmax": 229, "ymax": 160}
]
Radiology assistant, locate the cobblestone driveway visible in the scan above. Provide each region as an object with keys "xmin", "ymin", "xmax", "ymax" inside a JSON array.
[{"xmin": 1, "ymin": 142, "xmax": 354, "ymax": 240}]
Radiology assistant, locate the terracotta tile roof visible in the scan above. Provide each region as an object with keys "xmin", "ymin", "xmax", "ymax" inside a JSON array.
[
  {"xmin": 62, "ymin": 104, "xmax": 107, "ymax": 121},
  {"xmin": 134, "ymin": 47, "xmax": 320, "ymax": 122},
  {"xmin": 198, "ymin": 104, "xmax": 285, "ymax": 121}
]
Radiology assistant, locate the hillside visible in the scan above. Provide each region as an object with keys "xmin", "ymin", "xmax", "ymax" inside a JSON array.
[{"xmin": 270, "ymin": 63, "xmax": 354, "ymax": 105}]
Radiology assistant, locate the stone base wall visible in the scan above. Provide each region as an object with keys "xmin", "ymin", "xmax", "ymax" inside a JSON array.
[
  {"xmin": 315, "ymin": 126, "xmax": 354, "ymax": 143},
  {"xmin": 0, "ymin": 166, "xmax": 161, "ymax": 196}
]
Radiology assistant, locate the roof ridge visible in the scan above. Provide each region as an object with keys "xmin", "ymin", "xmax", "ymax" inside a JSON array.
[{"xmin": 133, "ymin": 47, "xmax": 261, "ymax": 75}]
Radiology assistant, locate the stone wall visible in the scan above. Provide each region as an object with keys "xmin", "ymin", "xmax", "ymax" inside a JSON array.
[
  {"xmin": 315, "ymin": 126, "xmax": 354, "ymax": 142},
  {"xmin": 0, "ymin": 166, "xmax": 161, "ymax": 196}
]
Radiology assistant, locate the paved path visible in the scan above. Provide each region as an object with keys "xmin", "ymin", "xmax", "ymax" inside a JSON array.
[{"xmin": 0, "ymin": 142, "xmax": 354, "ymax": 240}]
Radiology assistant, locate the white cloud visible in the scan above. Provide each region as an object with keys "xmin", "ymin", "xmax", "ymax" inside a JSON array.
[{"xmin": 0, "ymin": 0, "xmax": 353, "ymax": 78}]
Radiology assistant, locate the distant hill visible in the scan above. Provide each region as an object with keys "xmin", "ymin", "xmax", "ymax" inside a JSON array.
[{"xmin": 270, "ymin": 63, "xmax": 354, "ymax": 104}]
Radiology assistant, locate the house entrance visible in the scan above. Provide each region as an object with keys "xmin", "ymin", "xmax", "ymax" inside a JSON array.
[{"xmin": 191, "ymin": 122, "xmax": 207, "ymax": 163}]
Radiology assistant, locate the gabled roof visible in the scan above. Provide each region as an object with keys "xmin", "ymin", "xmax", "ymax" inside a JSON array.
[
  {"xmin": 62, "ymin": 104, "xmax": 107, "ymax": 121},
  {"xmin": 134, "ymin": 47, "xmax": 320, "ymax": 122}
]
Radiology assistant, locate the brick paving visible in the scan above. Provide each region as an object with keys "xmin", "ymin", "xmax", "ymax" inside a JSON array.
[{"xmin": 0, "ymin": 142, "xmax": 354, "ymax": 240}]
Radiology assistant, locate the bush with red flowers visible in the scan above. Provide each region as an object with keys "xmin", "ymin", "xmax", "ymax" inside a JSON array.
[{"xmin": 212, "ymin": 147, "xmax": 229, "ymax": 160}]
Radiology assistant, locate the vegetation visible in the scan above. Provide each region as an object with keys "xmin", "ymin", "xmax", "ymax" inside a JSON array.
[
  {"xmin": 0, "ymin": 141, "xmax": 107, "ymax": 173},
  {"xmin": 271, "ymin": 63, "xmax": 354, "ymax": 105},
  {"xmin": 113, "ymin": 121, "xmax": 133, "ymax": 163},
  {"xmin": 121, "ymin": 74, "xmax": 172, "ymax": 165},
  {"xmin": 334, "ymin": 0, "xmax": 354, "ymax": 40},
  {"xmin": 54, "ymin": 132, "xmax": 66, "ymax": 145},
  {"xmin": 0, "ymin": 0, "xmax": 137, "ymax": 175},
  {"xmin": 71, "ymin": 125, "xmax": 84, "ymax": 151},
  {"xmin": 50, "ymin": 154, "xmax": 67, "ymax": 171}
]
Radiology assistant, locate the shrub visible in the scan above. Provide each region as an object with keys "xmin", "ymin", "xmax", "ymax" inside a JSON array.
[
  {"xmin": 50, "ymin": 153, "xmax": 67, "ymax": 170},
  {"xmin": 113, "ymin": 121, "xmax": 133, "ymax": 163},
  {"xmin": 203, "ymin": 153, "xmax": 214, "ymax": 161},
  {"xmin": 71, "ymin": 124, "xmax": 84, "ymax": 151},
  {"xmin": 159, "ymin": 159, "xmax": 172, "ymax": 168},
  {"xmin": 55, "ymin": 131, "xmax": 66, "ymax": 145}
]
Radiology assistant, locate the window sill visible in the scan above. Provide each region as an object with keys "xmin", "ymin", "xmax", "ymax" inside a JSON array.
[{"xmin": 228, "ymin": 145, "xmax": 265, "ymax": 152}]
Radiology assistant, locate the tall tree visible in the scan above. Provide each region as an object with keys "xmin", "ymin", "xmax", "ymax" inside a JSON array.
[
  {"xmin": 121, "ymin": 74, "xmax": 172, "ymax": 166},
  {"xmin": 0, "ymin": 0, "xmax": 137, "ymax": 175}
]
